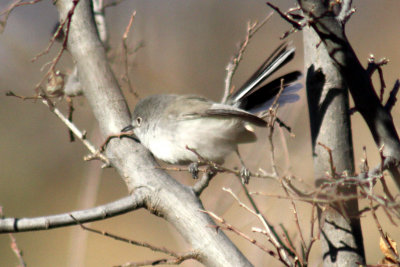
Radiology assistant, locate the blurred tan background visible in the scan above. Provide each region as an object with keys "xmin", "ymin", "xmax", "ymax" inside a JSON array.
[{"xmin": 1, "ymin": 0, "xmax": 400, "ymax": 266}]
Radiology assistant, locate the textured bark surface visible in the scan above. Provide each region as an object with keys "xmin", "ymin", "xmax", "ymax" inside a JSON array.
[
  {"xmin": 55, "ymin": 0, "xmax": 252, "ymax": 266},
  {"xmin": 299, "ymin": 0, "xmax": 400, "ymax": 188},
  {"xmin": 304, "ymin": 26, "xmax": 365, "ymax": 266},
  {"xmin": 300, "ymin": 0, "xmax": 366, "ymax": 265}
]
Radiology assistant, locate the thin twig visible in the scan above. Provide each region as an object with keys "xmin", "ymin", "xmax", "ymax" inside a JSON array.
[
  {"xmin": 71, "ymin": 215, "xmax": 195, "ymax": 258},
  {"xmin": 121, "ymin": 10, "xmax": 139, "ymax": 97},
  {"xmin": 200, "ymin": 210, "xmax": 278, "ymax": 258},
  {"xmin": 6, "ymin": 91, "xmax": 110, "ymax": 166},
  {"xmin": 278, "ymin": 126, "xmax": 292, "ymax": 172},
  {"xmin": 223, "ymin": 187, "xmax": 258, "ymax": 216},
  {"xmin": 251, "ymin": 191, "xmax": 360, "ymax": 204},
  {"xmin": 32, "ymin": 0, "xmax": 80, "ymax": 93},
  {"xmin": 266, "ymin": 2, "xmax": 303, "ymax": 39},
  {"xmin": 41, "ymin": 95, "xmax": 110, "ymax": 166},
  {"xmin": 31, "ymin": 0, "xmax": 77, "ymax": 62},
  {"xmin": 0, "ymin": 0, "xmax": 43, "ymax": 33},
  {"xmin": 223, "ymin": 186, "xmax": 295, "ymax": 266},
  {"xmin": 385, "ymin": 79, "xmax": 400, "ymax": 112},
  {"xmin": 317, "ymin": 142, "xmax": 336, "ymax": 178},
  {"xmin": 370, "ymin": 200, "xmax": 400, "ymax": 263},
  {"xmin": 305, "ymin": 203, "xmax": 318, "ymax": 263},
  {"xmin": 267, "ymin": 2, "xmax": 302, "ymax": 30},
  {"xmin": 159, "ymin": 163, "xmax": 276, "ymax": 180},
  {"xmin": 66, "ymin": 96, "xmax": 75, "ymax": 142},
  {"xmin": 70, "ymin": 215, "xmax": 199, "ymax": 266},
  {"xmin": 116, "ymin": 252, "xmax": 198, "ymax": 267},
  {"xmin": 268, "ymin": 116, "xmax": 278, "ymax": 175},
  {"xmin": 279, "ymin": 224, "xmax": 302, "ymax": 265},
  {"xmin": 185, "ymin": 146, "xmax": 274, "ymax": 179},
  {"xmin": 265, "ymin": 78, "xmax": 286, "ymax": 177},
  {"xmin": 366, "ymin": 55, "xmax": 388, "ymax": 102},
  {"xmin": 9, "ymin": 234, "xmax": 26, "ymax": 267},
  {"xmin": 0, "ymin": 209, "xmax": 26, "ymax": 265},
  {"xmin": 222, "ymin": 12, "xmax": 273, "ymax": 103},
  {"xmin": 281, "ymin": 179, "xmax": 306, "ymax": 251}
]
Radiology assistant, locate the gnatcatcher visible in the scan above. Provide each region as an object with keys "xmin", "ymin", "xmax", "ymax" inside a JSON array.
[{"xmin": 122, "ymin": 43, "xmax": 301, "ymax": 170}]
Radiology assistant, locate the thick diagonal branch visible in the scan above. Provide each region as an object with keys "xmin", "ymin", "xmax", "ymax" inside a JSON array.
[{"xmin": 54, "ymin": 1, "xmax": 251, "ymax": 266}]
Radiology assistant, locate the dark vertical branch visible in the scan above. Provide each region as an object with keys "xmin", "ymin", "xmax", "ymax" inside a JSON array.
[
  {"xmin": 300, "ymin": 0, "xmax": 365, "ymax": 265},
  {"xmin": 299, "ymin": 0, "xmax": 400, "ymax": 188}
]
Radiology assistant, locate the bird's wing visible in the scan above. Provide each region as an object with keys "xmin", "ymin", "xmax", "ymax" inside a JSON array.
[{"xmin": 172, "ymin": 96, "xmax": 266, "ymax": 127}]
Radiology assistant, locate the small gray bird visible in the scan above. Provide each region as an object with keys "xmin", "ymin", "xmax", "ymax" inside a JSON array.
[{"xmin": 122, "ymin": 43, "xmax": 301, "ymax": 170}]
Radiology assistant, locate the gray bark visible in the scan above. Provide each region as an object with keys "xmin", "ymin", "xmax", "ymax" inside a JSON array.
[
  {"xmin": 299, "ymin": 0, "xmax": 400, "ymax": 188},
  {"xmin": 303, "ymin": 25, "xmax": 365, "ymax": 266},
  {"xmin": 300, "ymin": 0, "xmax": 367, "ymax": 265},
  {"xmin": 55, "ymin": 0, "xmax": 252, "ymax": 266}
]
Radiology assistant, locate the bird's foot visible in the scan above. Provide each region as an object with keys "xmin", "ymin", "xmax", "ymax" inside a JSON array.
[
  {"xmin": 188, "ymin": 162, "xmax": 199, "ymax": 179},
  {"xmin": 240, "ymin": 167, "xmax": 250, "ymax": 184}
]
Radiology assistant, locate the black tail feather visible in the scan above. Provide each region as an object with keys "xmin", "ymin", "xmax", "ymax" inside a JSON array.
[
  {"xmin": 228, "ymin": 43, "xmax": 301, "ymax": 113},
  {"xmin": 238, "ymin": 42, "xmax": 289, "ymax": 89}
]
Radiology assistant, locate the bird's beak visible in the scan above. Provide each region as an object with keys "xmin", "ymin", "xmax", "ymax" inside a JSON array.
[{"xmin": 121, "ymin": 125, "xmax": 134, "ymax": 132}]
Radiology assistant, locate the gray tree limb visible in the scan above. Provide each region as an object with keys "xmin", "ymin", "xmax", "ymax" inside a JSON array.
[
  {"xmin": 298, "ymin": 0, "xmax": 400, "ymax": 189},
  {"xmin": 300, "ymin": 0, "xmax": 365, "ymax": 265},
  {"xmin": 0, "ymin": 195, "xmax": 144, "ymax": 233},
  {"xmin": 54, "ymin": 0, "xmax": 252, "ymax": 266}
]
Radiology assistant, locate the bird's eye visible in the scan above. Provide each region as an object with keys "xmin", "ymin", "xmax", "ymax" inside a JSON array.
[{"xmin": 136, "ymin": 117, "xmax": 142, "ymax": 126}]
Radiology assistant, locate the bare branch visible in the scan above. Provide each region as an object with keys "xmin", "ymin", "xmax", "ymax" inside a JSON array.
[
  {"xmin": 280, "ymin": 179, "xmax": 307, "ymax": 251},
  {"xmin": 72, "ymin": 215, "xmax": 199, "ymax": 262},
  {"xmin": 117, "ymin": 252, "xmax": 198, "ymax": 267},
  {"xmin": 200, "ymin": 210, "xmax": 277, "ymax": 258},
  {"xmin": 267, "ymin": 2, "xmax": 302, "ymax": 30},
  {"xmin": 31, "ymin": 0, "xmax": 78, "ymax": 62},
  {"xmin": 370, "ymin": 200, "xmax": 400, "ymax": 263},
  {"xmin": 66, "ymin": 96, "xmax": 75, "ymax": 141},
  {"xmin": 0, "ymin": 195, "xmax": 145, "ymax": 233},
  {"xmin": 42, "ymin": 97, "xmax": 108, "ymax": 166},
  {"xmin": 266, "ymin": 2, "xmax": 304, "ymax": 39},
  {"xmin": 223, "ymin": 186, "xmax": 295, "ymax": 266},
  {"xmin": 31, "ymin": 0, "xmax": 80, "ymax": 94},
  {"xmin": 92, "ymin": 232, "xmax": 182, "ymax": 257},
  {"xmin": 264, "ymin": 80, "xmax": 286, "ymax": 177},
  {"xmin": 0, "ymin": 0, "xmax": 43, "ymax": 33},
  {"xmin": 222, "ymin": 12, "xmax": 273, "ymax": 103},
  {"xmin": 317, "ymin": 142, "xmax": 336, "ymax": 178},
  {"xmin": 6, "ymin": 91, "xmax": 110, "ymax": 167},
  {"xmin": 385, "ymin": 80, "xmax": 400, "ymax": 112},
  {"xmin": 121, "ymin": 10, "xmax": 139, "ymax": 97},
  {"xmin": 366, "ymin": 55, "xmax": 389, "ymax": 102},
  {"xmin": 9, "ymin": 234, "xmax": 26, "ymax": 267}
]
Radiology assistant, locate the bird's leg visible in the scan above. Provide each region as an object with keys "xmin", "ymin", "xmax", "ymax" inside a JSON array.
[
  {"xmin": 236, "ymin": 149, "xmax": 250, "ymax": 184},
  {"xmin": 188, "ymin": 162, "xmax": 200, "ymax": 179}
]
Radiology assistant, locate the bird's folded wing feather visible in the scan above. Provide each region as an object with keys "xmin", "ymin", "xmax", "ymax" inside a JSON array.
[{"xmin": 174, "ymin": 96, "xmax": 266, "ymax": 127}]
